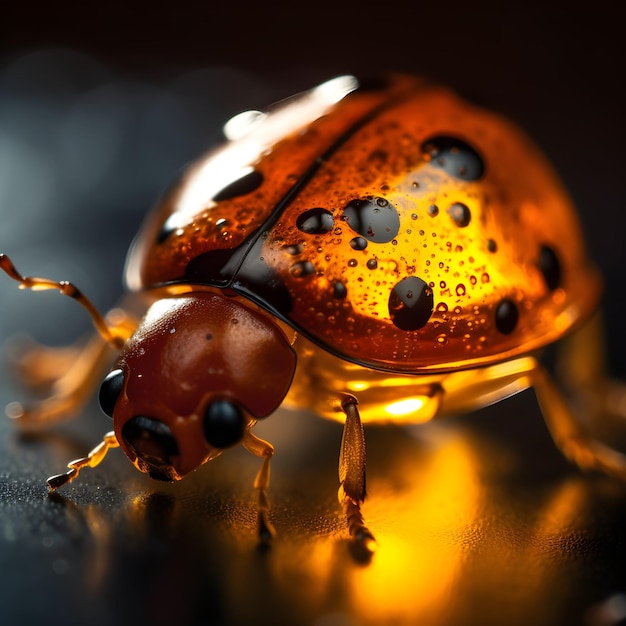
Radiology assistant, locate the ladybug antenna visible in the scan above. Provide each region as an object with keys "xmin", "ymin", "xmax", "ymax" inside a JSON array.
[{"xmin": 0, "ymin": 253, "xmax": 125, "ymax": 349}]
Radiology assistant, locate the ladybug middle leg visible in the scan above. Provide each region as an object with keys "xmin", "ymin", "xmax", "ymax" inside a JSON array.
[
  {"xmin": 339, "ymin": 395, "xmax": 376, "ymax": 558},
  {"xmin": 6, "ymin": 333, "xmax": 116, "ymax": 427},
  {"xmin": 242, "ymin": 430, "xmax": 276, "ymax": 544}
]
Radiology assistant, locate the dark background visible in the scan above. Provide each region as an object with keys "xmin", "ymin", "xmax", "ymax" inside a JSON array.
[{"xmin": 1, "ymin": 3, "xmax": 626, "ymax": 625}]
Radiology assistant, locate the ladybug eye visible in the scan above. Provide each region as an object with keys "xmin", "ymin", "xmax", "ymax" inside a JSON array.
[
  {"xmin": 203, "ymin": 400, "xmax": 246, "ymax": 449},
  {"xmin": 122, "ymin": 416, "xmax": 180, "ymax": 481},
  {"xmin": 98, "ymin": 369, "xmax": 125, "ymax": 418}
]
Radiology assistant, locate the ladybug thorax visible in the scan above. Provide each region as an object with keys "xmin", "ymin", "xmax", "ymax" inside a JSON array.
[
  {"xmin": 117, "ymin": 292, "xmax": 296, "ymax": 419},
  {"xmin": 107, "ymin": 292, "xmax": 296, "ymax": 479}
]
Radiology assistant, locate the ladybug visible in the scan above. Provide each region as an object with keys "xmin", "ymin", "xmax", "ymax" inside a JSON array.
[{"xmin": 2, "ymin": 74, "xmax": 624, "ymax": 557}]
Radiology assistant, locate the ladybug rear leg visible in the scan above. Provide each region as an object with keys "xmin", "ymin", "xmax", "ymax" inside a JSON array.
[
  {"xmin": 536, "ymin": 313, "xmax": 626, "ymax": 478},
  {"xmin": 557, "ymin": 311, "xmax": 626, "ymax": 429},
  {"xmin": 532, "ymin": 362, "xmax": 626, "ymax": 480},
  {"xmin": 339, "ymin": 396, "xmax": 376, "ymax": 559},
  {"xmin": 242, "ymin": 430, "xmax": 276, "ymax": 544}
]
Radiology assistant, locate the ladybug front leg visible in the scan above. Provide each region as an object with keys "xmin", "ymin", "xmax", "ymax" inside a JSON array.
[
  {"xmin": 242, "ymin": 430, "xmax": 276, "ymax": 544},
  {"xmin": 47, "ymin": 431, "xmax": 120, "ymax": 490},
  {"xmin": 0, "ymin": 254, "xmax": 126, "ymax": 348},
  {"xmin": 339, "ymin": 396, "xmax": 376, "ymax": 559},
  {"xmin": 1, "ymin": 253, "xmax": 138, "ymax": 427}
]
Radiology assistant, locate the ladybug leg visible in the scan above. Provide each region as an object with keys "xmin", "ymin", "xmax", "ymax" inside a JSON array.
[
  {"xmin": 6, "ymin": 336, "xmax": 86, "ymax": 388},
  {"xmin": 242, "ymin": 430, "xmax": 276, "ymax": 544},
  {"xmin": 557, "ymin": 311, "xmax": 626, "ymax": 424},
  {"xmin": 339, "ymin": 396, "xmax": 376, "ymax": 558},
  {"xmin": 5, "ymin": 308, "xmax": 137, "ymax": 428},
  {"xmin": 0, "ymin": 254, "xmax": 126, "ymax": 348},
  {"xmin": 47, "ymin": 431, "xmax": 119, "ymax": 490},
  {"xmin": 439, "ymin": 353, "xmax": 626, "ymax": 480},
  {"xmin": 531, "ymin": 313, "xmax": 626, "ymax": 479},
  {"xmin": 0, "ymin": 255, "xmax": 140, "ymax": 427},
  {"xmin": 531, "ymin": 361, "xmax": 626, "ymax": 480},
  {"xmin": 6, "ymin": 333, "xmax": 116, "ymax": 427}
]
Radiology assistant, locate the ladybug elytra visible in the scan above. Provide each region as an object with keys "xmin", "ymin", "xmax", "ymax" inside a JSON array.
[{"xmin": 2, "ymin": 74, "xmax": 624, "ymax": 557}]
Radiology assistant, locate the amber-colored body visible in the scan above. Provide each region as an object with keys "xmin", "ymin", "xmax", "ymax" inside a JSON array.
[
  {"xmin": 2, "ymin": 75, "xmax": 624, "ymax": 558},
  {"xmin": 127, "ymin": 74, "xmax": 599, "ymax": 373}
]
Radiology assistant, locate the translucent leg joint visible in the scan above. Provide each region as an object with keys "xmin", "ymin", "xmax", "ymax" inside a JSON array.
[
  {"xmin": 531, "ymin": 363, "xmax": 626, "ymax": 481},
  {"xmin": 47, "ymin": 431, "xmax": 119, "ymax": 491},
  {"xmin": 0, "ymin": 253, "xmax": 125, "ymax": 348},
  {"xmin": 243, "ymin": 431, "xmax": 276, "ymax": 544},
  {"xmin": 344, "ymin": 498, "xmax": 376, "ymax": 556},
  {"xmin": 339, "ymin": 399, "xmax": 376, "ymax": 558}
]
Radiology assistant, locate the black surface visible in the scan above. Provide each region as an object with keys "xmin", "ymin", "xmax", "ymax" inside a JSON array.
[{"xmin": 1, "ymin": 4, "xmax": 626, "ymax": 625}]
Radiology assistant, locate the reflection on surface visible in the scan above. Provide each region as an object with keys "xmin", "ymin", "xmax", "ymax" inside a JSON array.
[
  {"xmin": 1, "ymin": 48, "xmax": 625, "ymax": 626},
  {"xmin": 4, "ymin": 401, "xmax": 624, "ymax": 626},
  {"xmin": 344, "ymin": 431, "xmax": 481, "ymax": 623}
]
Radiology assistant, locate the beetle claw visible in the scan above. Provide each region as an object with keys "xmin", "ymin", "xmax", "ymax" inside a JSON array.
[
  {"xmin": 47, "ymin": 469, "xmax": 77, "ymax": 491},
  {"xmin": 349, "ymin": 529, "xmax": 377, "ymax": 563},
  {"xmin": 257, "ymin": 511, "xmax": 276, "ymax": 547}
]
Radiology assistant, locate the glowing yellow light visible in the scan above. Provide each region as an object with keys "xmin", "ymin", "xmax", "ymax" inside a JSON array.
[
  {"xmin": 348, "ymin": 435, "xmax": 482, "ymax": 623},
  {"xmin": 384, "ymin": 397, "xmax": 425, "ymax": 416},
  {"xmin": 348, "ymin": 381, "xmax": 370, "ymax": 392}
]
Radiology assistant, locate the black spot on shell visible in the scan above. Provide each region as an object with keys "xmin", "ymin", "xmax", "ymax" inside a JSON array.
[
  {"xmin": 539, "ymin": 245, "xmax": 562, "ymax": 291},
  {"xmin": 333, "ymin": 282, "xmax": 347, "ymax": 299},
  {"xmin": 421, "ymin": 136, "xmax": 485, "ymax": 181},
  {"xmin": 283, "ymin": 243, "xmax": 303, "ymax": 255},
  {"xmin": 186, "ymin": 235, "xmax": 294, "ymax": 314},
  {"xmin": 296, "ymin": 208, "xmax": 334, "ymax": 234},
  {"xmin": 350, "ymin": 237, "xmax": 368, "ymax": 250},
  {"xmin": 388, "ymin": 276, "xmax": 433, "ymax": 331},
  {"xmin": 290, "ymin": 260, "xmax": 315, "ymax": 277},
  {"xmin": 495, "ymin": 299, "xmax": 518, "ymax": 334},
  {"xmin": 487, "ymin": 239, "xmax": 498, "ymax": 253},
  {"xmin": 212, "ymin": 170, "xmax": 264, "ymax": 202},
  {"xmin": 342, "ymin": 197, "xmax": 400, "ymax": 243},
  {"xmin": 448, "ymin": 202, "xmax": 471, "ymax": 227}
]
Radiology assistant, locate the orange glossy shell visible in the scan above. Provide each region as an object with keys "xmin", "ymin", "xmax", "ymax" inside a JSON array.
[{"xmin": 125, "ymin": 75, "xmax": 601, "ymax": 373}]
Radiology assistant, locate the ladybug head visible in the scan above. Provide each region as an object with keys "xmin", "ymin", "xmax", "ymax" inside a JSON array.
[{"xmin": 98, "ymin": 292, "xmax": 296, "ymax": 481}]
